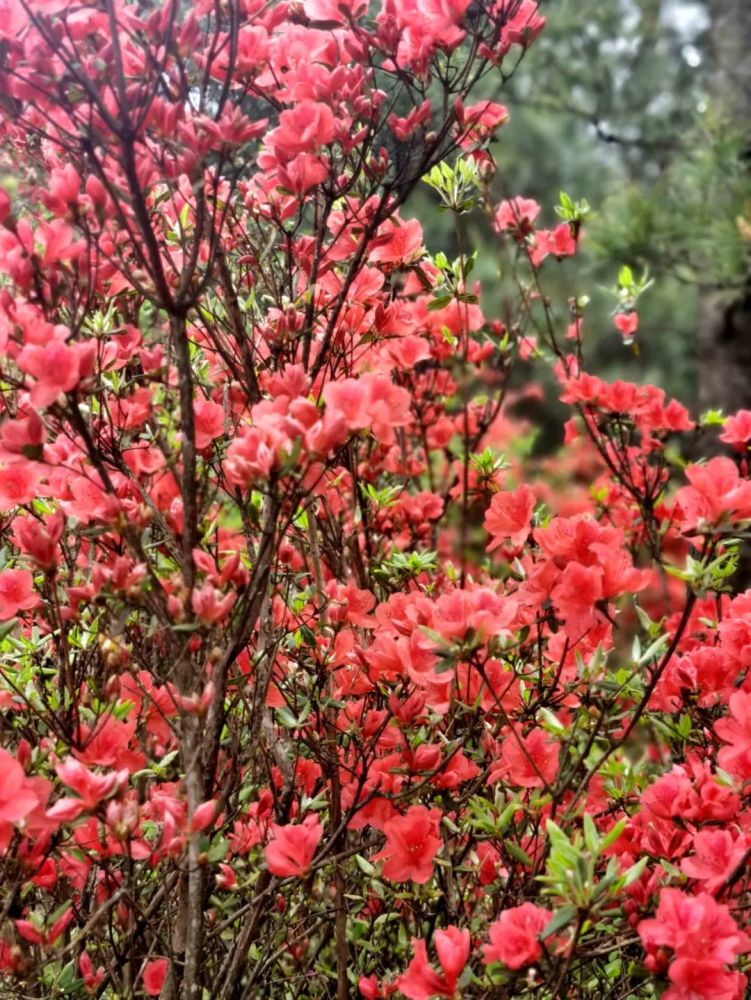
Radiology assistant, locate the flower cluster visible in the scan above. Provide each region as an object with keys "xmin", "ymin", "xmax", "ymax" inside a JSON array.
[{"xmin": 0, "ymin": 1, "xmax": 747, "ymax": 999}]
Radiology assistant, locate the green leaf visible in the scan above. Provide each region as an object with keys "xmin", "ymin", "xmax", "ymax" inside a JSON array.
[
  {"xmin": 700, "ymin": 409, "xmax": 726, "ymax": 427},
  {"xmin": 276, "ymin": 707, "xmax": 298, "ymax": 729},
  {"xmin": 57, "ymin": 961, "xmax": 81, "ymax": 994},
  {"xmin": 208, "ymin": 838, "xmax": 229, "ymax": 864},
  {"xmin": 583, "ymin": 813, "xmax": 599, "ymax": 855},
  {"xmin": 622, "ymin": 856, "xmax": 648, "ymax": 887},
  {"xmin": 0, "ymin": 618, "xmax": 18, "ymax": 641},
  {"xmin": 542, "ymin": 904, "xmax": 577, "ymax": 938},
  {"xmin": 428, "ymin": 294, "xmax": 453, "ymax": 311},
  {"xmin": 600, "ymin": 819, "xmax": 626, "ymax": 852},
  {"xmin": 355, "ymin": 854, "xmax": 376, "ymax": 877},
  {"xmin": 504, "ymin": 840, "xmax": 534, "ymax": 867}
]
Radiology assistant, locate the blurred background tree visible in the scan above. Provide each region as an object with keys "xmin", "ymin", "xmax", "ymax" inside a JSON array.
[
  {"xmin": 696, "ymin": 0, "xmax": 751, "ymax": 419},
  {"xmin": 413, "ymin": 0, "xmax": 751, "ymax": 443}
]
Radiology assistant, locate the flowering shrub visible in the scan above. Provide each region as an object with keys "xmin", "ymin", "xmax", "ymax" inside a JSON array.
[{"xmin": 0, "ymin": 1, "xmax": 748, "ymax": 999}]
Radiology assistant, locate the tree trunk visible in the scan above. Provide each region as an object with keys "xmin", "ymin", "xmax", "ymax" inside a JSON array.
[
  {"xmin": 697, "ymin": 285, "xmax": 751, "ymax": 417},
  {"xmin": 699, "ymin": 0, "xmax": 751, "ymax": 586},
  {"xmin": 698, "ymin": 0, "xmax": 751, "ymax": 419}
]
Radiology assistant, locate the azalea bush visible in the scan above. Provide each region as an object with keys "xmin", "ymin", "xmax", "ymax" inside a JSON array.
[{"xmin": 0, "ymin": 1, "xmax": 750, "ymax": 999}]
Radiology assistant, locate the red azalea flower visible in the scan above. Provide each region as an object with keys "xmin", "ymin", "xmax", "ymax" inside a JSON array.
[{"xmin": 375, "ymin": 806, "xmax": 443, "ymax": 883}]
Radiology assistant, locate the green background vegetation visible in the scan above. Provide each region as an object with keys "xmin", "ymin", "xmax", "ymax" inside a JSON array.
[{"xmin": 412, "ymin": 0, "xmax": 751, "ymax": 443}]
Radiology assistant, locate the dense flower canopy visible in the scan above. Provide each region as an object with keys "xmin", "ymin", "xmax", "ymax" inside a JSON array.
[{"xmin": 0, "ymin": 0, "xmax": 748, "ymax": 998}]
